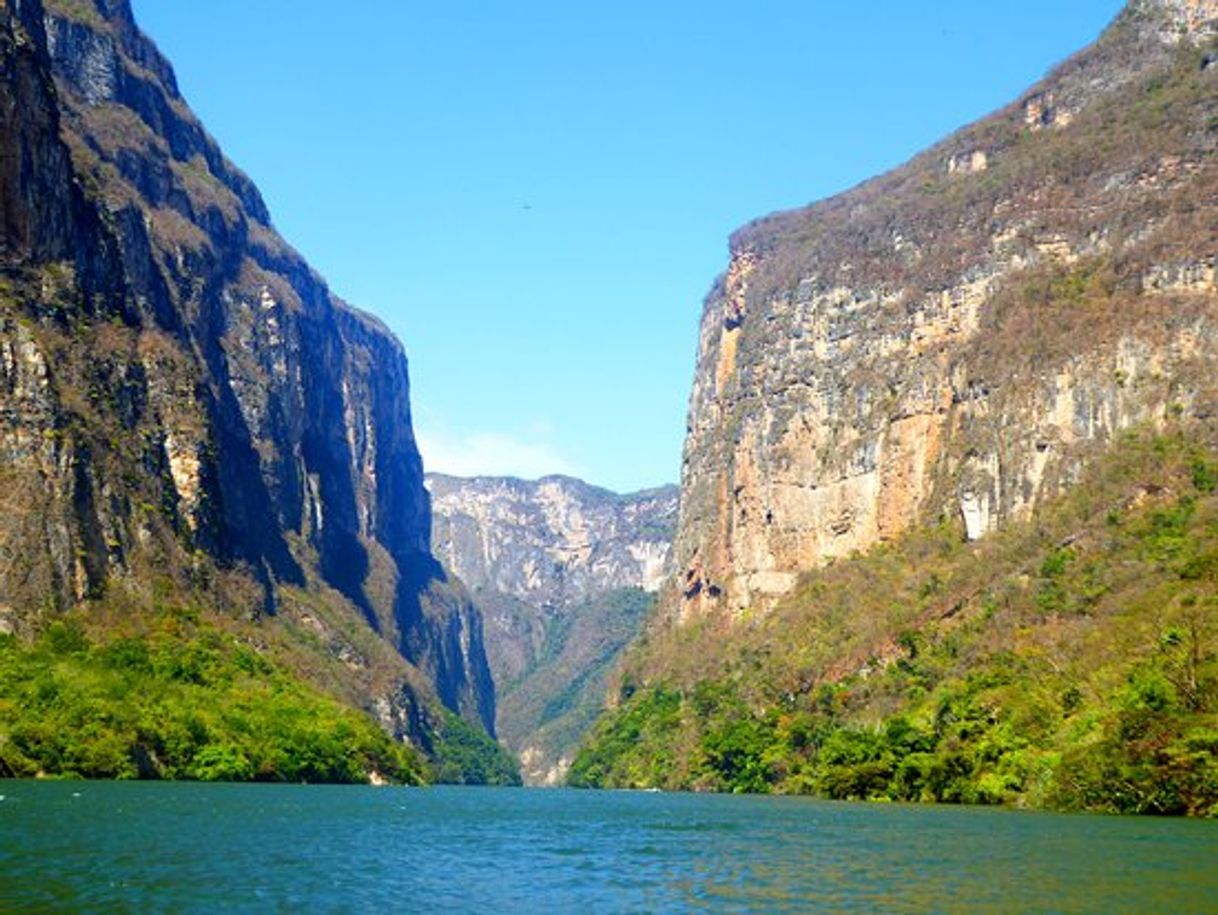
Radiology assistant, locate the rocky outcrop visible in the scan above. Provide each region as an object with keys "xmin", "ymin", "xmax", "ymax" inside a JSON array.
[
  {"xmin": 427, "ymin": 473, "xmax": 678, "ymax": 782},
  {"xmin": 1132, "ymin": 0, "xmax": 1218, "ymax": 42},
  {"xmin": 674, "ymin": 0, "xmax": 1218, "ymax": 619},
  {"xmin": 0, "ymin": 0, "xmax": 497, "ymax": 745},
  {"xmin": 428, "ymin": 474, "xmax": 677, "ymax": 679}
]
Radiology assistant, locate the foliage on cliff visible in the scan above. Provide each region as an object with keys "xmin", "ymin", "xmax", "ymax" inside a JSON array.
[
  {"xmin": 572, "ymin": 429, "xmax": 1218, "ymax": 816},
  {"xmin": 497, "ymin": 588, "xmax": 653, "ymax": 779},
  {"xmin": 0, "ymin": 0, "xmax": 512, "ymax": 784},
  {"xmin": 593, "ymin": 1, "xmax": 1218, "ymax": 817},
  {"xmin": 430, "ymin": 711, "xmax": 523, "ymax": 787},
  {"xmin": 0, "ymin": 612, "xmax": 427, "ymax": 784},
  {"xmin": 672, "ymin": 0, "xmax": 1218, "ymax": 623}
]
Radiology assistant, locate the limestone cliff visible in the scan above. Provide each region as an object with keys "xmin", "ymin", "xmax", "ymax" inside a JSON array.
[
  {"xmin": 428, "ymin": 474, "xmax": 677, "ymax": 681},
  {"xmin": 675, "ymin": 0, "xmax": 1218, "ymax": 618},
  {"xmin": 427, "ymin": 473, "xmax": 678, "ymax": 782},
  {"xmin": 0, "ymin": 0, "xmax": 496, "ymax": 750}
]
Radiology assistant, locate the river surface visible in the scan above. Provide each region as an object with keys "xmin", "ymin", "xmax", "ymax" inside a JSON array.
[{"xmin": 1, "ymin": 782, "xmax": 1216, "ymax": 912}]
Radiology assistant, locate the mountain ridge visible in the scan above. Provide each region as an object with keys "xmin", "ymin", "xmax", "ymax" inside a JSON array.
[{"xmin": 427, "ymin": 470, "xmax": 676, "ymax": 505}]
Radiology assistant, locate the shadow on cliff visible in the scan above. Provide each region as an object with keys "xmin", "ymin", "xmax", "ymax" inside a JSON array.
[{"xmin": 393, "ymin": 554, "xmax": 498, "ymax": 737}]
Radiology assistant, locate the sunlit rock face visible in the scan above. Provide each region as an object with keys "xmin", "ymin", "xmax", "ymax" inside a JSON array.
[
  {"xmin": 1133, "ymin": 0, "xmax": 1218, "ymax": 41},
  {"xmin": 672, "ymin": 0, "xmax": 1218, "ymax": 620},
  {"xmin": 427, "ymin": 473, "xmax": 678, "ymax": 782},
  {"xmin": 427, "ymin": 473, "xmax": 678, "ymax": 684},
  {"xmin": 0, "ymin": 0, "xmax": 495, "ymax": 737}
]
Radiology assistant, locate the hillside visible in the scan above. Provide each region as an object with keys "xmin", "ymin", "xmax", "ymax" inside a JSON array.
[
  {"xmin": 573, "ymin": 431, "xmax": 1218, "ymax": 814},
  {"xmin": 0, "ymin": 0, "xmax": 514, "ymax": 783},
  {"xmin": 574, "ymin": 0, "xmax": 1218, "ymax": 814},
  {"xmin": 428, "ymin": 474, "xmax": 677, "ymax": 783}
]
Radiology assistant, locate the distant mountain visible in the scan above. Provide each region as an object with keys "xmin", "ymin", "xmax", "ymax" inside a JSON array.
[
  {"xmin": 428, "ymin": 473, "xmax": 678, "ymax": 784},
  {"xmin": 0, "ymin": 0, "xmax": 513, "ymax": 784},
  {"xmin": 574, "ymin": 0, "xmax": 1218, "ymax": 814}
]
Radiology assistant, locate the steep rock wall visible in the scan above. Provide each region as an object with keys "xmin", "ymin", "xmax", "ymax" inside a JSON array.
[
  {"xmin": 428, "ymin": 473, "xmax": 677, "ymax": 684},
  {"xmin": 675, "ymin": 0, "xmax": 1218, "ymax": 618},
  {"xmin": 0, "ymin": 0, "xmax": 495, "ymax": 737},
  {"xmin": 427, "ymin": 473, "xmax": 678, "ymax": 782}
]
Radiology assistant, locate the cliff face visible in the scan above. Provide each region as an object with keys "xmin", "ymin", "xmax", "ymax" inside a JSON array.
[
  {"xmin": 427, "ymin": 473, "xmax": 678, "ymax": 782},
  {"xmin": 573, "ymin": 0, "xmax": 1218, "ymax": 810},
  {"xmin": 0, "ymin": 0, "xmax": 495, "ymax": 742},
  {"xmin": 428, "ymin": 474, "xmax": 677, "ymax": 681},
  {"xmin": 675, "ymin": 0, "xmax": 1218, "ymax": 619}
]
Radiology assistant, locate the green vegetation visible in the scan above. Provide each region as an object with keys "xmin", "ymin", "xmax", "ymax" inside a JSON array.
[
  {"xmin": 15, "ymin": 0, "xmax": 523, "ymax": 793},
  {"xmin": 43, "ymin": 0, "xmax": 110, "ymax": 31},
  {"xmin": 172, "ymin": 154, "xmax": 241, "ymax": 224},
  {"xmin": 0, "ymin": 614, "xmax": 427, "ymax": 784},
  {"xmin": 430, "ymin": 711, "xmax": 522, "ymax": 787},
  {"xmin": 571, "ymin": 431, "xmax": 1218, "ymax": 816},
  {"xmin": 498, "ymin": 588, "xmax": 653, "ymax": 776}
]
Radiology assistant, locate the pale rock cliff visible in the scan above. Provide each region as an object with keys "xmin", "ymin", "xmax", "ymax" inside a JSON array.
[
  {"xmin": 1133, "ymin": 0, "xmax": 1218, "ymax": 42},
  {"xmin": 428, "ymin": 474, "xmax": 678, "ymax": 681},
  {"xmin": 674, "ymin": 0, "xmax": 1218, "ymax": 618},
  {"xmin": 427, "ymin": 473, "xmax": 678, "ymax": 782}
]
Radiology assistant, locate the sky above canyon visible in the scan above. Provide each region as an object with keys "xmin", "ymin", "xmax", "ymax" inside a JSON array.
[{"xmin": 131, "ymin": 0, "xmax": 1124, "ymax": 493}]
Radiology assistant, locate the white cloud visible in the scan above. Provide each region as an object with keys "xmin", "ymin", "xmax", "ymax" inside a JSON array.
[{"xmin": 414, "ymin": 421, "xmax": 581, "ymax": 481}]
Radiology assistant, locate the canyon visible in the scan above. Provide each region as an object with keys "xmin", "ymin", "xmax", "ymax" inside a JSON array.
[
  {"xmin": 3, "ymin": 0, "xmax": 1217, "ymax": 812},
  {"xmin": 429, "ymin": 473, "xmax": 677, "ymax": 784}
]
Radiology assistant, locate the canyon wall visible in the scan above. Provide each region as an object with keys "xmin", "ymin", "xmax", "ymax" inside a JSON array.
[
  {"xmin": 674, "ymin": 0, "xmax": 1218, "ymax": 618},
  {"xmin": 428, "ymin": 473, "xmax": 678, "ymax": 782},
  {"xmin": 0, "ymin": 0, "xmax": 495, "ymax": 743}
]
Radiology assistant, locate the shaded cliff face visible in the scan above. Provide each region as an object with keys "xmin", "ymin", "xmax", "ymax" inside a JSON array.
[
  {"xmin": 0, "ymin": 0, "xmax": 495, "ymax": 743},
  {"xmin": 427, "ymin": 473, "xmax": 677, "ymax": 782},
  {"xmin": 675, "ymin": 0, "xmax": 1218, "ymax": 619}
]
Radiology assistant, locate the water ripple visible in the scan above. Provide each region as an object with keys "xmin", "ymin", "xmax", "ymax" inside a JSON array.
[{"xmin": 1, "ymin": 783, "xmax": 1216, "ymax": 913}]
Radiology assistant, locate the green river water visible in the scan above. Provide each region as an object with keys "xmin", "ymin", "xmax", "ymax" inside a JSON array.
[{"xmin": 1, "ymin": 782, "xmax": 1216, "ymax": 912}]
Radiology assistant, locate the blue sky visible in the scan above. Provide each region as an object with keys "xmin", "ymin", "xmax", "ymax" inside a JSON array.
[{"xmin": 131, "ymin": 0, "xmax": 1124, "ymax": 493}]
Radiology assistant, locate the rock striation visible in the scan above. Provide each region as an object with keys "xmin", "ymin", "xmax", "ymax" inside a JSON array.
[
  {"xmin": 0, "ymin": 0, "xmax": 496, "ymax": 749},
  {"xmin": 428, "ymin": 473, "xmax": 678, "ymax": 782},
  {"xmin": 674, "ymin": 0, "xmax": 1218, "ymax": 619}
]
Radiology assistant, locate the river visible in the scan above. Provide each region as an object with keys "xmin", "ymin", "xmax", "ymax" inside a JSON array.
[{"xmin": 2, "ymin": 783, "xmax": 1216, "ymax": 912}]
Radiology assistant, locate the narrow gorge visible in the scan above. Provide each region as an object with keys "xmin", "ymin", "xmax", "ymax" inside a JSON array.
[{"xmin": 428, "ymin": 474, "xmax": 677, "ymax": 784}]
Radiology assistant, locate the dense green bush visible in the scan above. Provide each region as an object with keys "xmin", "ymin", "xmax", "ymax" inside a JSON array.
[
  {"xmin": 0, "ymin": 621, "xmax": 427, "ymax": 784},
  {"xmin": 430, "ymin": 711, "xmax": 522, "ymax": 787},
  {"xmin": 567, "ymin": 687, "xmax": 683, "ymax": 788}
]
